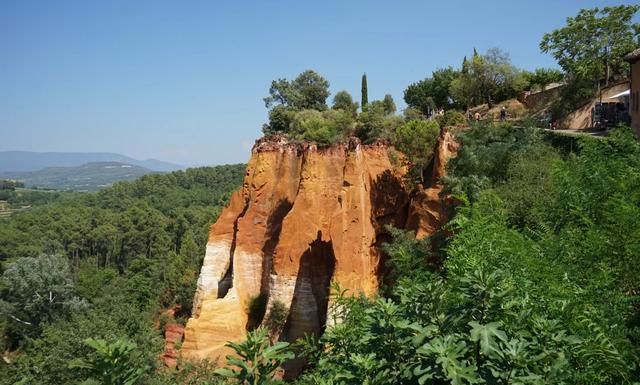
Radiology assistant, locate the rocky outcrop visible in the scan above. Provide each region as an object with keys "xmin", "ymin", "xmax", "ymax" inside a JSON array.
[
  {"xmin": 182, "ymin": 132, "xmax": 458, "ymax": 367},
  {"xmin": 162, "ymin": 323, "xmax": 185, "ymax": 368},
  {"xmin": 406, "ymin": 129, "xmax": 459, "ymax": 239}
]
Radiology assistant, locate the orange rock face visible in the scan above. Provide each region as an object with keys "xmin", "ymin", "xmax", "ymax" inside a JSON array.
[
  {"xmin": 182, "ymin": 132, "xmax": 458, "ymax": 367},
  {"xmin": 406, "ymin": 129, "xmax": 460, "ymax": 239}
]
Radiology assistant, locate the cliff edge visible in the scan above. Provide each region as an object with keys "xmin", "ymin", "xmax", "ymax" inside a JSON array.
[{"xmin": 182, "ymin": 131, "xmax": 457, "ymax": 365}]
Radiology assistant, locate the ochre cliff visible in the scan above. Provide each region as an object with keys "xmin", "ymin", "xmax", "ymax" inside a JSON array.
[
  {"xmin": 182, "ymin": 131, "xmax": 457, "ymax": 365},
  {"xmin": 405, "ymin": 129, "xmax": 460, "ymax": 239}
]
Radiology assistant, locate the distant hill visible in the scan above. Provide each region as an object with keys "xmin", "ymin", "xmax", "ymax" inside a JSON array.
[
  {"xmin": 0, "ymin": 151, "xmax": 183, "ymax": 172},
  {"xmin": 0, "ymin": 161, "xmax": 159, "ymax": 191}
]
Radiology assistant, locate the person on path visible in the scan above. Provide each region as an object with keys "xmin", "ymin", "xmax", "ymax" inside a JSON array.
[{"xmin": 500, "ymin": 106, "xmax": 507, "ymax": 122}]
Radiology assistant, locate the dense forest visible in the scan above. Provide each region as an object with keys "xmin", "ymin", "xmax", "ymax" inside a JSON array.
[{"xmin": 0, "ymin": 165, "xmax": 245, "ymax": 384}]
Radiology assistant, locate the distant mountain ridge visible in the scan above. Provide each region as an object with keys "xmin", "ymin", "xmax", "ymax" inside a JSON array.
[
  {"xmin": 1, "ymin": 161, "xmax": 158, "ymax": 191},
  {"xmin": 0, "ymin": 151, "xmax": 183, "ymax": 172}
]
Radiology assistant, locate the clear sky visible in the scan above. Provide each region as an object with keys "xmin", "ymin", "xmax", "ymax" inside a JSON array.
[{"xmin": 1, "ymin": 0, "xmax": 638, "ymax": 166}]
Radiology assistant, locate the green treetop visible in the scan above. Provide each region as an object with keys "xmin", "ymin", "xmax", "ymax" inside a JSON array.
[
  {"xmin": 263, "ymin": 69, "xmax": 330, "ymax": 111},
  {"xmin": 382, "ymin": 94, "xmax": 396, "ymax": 115},
  {"xmin": 540, "ymin": 5, "xmax": 640, "ymax": 84},
  {"xmin": 450, "ymin": 48, "xmax": 527, "ymax": 108},
  {"xmin": 332, "ymin": 90, "xmax": 359, "ymax": 117}
]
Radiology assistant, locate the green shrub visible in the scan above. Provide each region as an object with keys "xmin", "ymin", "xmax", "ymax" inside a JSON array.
[
  {"xmin": 158, "ymin": 313, "xmax": 172, "ymax": 334},
  {"xmin": 494, "ymin": 141, "xmax": 560, "ymax": 230},
  {"xmin": 215, "ymin": 326, "xmax": 294, "ymax": 385},
  {"xmin": 288, "ymin": 109, "xmax": 354, "ymax": 146},
  {"xmin": 69, "ymin": 338, "xmax": 145, "ymax": 385},
  {"xmin": 356, "ymin": 101, "xmax": 403, "ymax": 143},
  {"xmin": 402, "ymin": 106, "xmax": 425, "ymax": 121},
  {"xmin": 263, "ymin": 105, "xmax": 296, "ymax": 135},
  {"xmin": 153, "ymin": 359, "xmax": 221, "ymax": 385},
  {"xmin": 332, "ymin": 90, "xmax": 359, "ymax": 117},
  {"xmin": 435, "ymin": 110, "xmax": 466, "ymax": 128},
  {"xmin": 246, "ymin": 293, "xmax": 268, "ymax": 330},
  {"xmin": 265, "ymin": 300, "xmax": 288, "ymax": 334},
  {"xmin": 393, "ymin": 119, "xmax": 440, "ymax": 184},
  {"xmin": 443, "ymin": 123, "xmax": 542, "ymax": 202}
]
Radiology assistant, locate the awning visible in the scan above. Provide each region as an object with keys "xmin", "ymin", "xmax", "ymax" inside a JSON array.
[{"xmin": 607, "ymin": 89, "xmax": 630, "ymax": 99}]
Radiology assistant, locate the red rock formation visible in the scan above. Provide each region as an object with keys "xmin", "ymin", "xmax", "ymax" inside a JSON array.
[
  {"xmin": 162, "ymin": 323, "xmax": 185, "ymax": 368},
  {"xmin": 406, "ymin": 129, "xmax": 460, "ymax": 239},
  {"xmin": 182, "ymin": 132, "xmax": 458, "ymax": 367}
]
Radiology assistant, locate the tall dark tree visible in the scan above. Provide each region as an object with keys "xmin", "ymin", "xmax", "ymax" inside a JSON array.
[{"xmin": 361, "ymin": 73, "xmax": 368, "ymax": 110}]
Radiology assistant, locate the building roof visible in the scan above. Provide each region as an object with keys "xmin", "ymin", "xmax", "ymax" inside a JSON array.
[{"xmin": 624, "ymin": 48, "xmax": 640, "ymax": 63}]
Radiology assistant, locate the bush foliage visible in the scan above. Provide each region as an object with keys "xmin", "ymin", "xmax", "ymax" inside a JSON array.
[{"xmin": 262, "ymin": 70, "xmax": 447, "ymax": 147}]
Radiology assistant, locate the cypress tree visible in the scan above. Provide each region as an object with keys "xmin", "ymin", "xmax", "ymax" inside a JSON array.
[{"xmin": 361, "ymin": 73, "xmax": 368, "ymax": 110}]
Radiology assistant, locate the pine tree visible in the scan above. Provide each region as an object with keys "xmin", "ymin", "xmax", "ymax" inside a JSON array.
[{"xmin": 361, "ymin": 73, "xmax": 368, "ymax": 110}]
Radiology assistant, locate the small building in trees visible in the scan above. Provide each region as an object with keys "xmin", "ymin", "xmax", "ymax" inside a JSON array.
[{"xmin": 625, "ymin": 48, "xmax": 640, "ymax": 136}]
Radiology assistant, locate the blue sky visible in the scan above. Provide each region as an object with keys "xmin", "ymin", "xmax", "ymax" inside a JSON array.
[{"xmin": 1, "ymin": 0, "xmax": 637, "ymax": 166}]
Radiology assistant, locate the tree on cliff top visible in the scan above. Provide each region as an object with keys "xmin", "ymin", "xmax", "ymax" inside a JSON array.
[
  {"xmin": 404, "ymin": 79, "xmax": 436, "ymax": 117},
  {"xmin": 540, "ymin": 5, "xmax": 640, "ymax": 84},
  {"xmin": 355, "ymin": 100, "xmax": 403, "ymax": 144},
  {"xmin": 393, "ymin": 119, "xmax": 440, "ymax": 184},
  {"xmin": 450, "ymin": 48, "xmax": 526, "ymax": 108},
  {"xmin": 263, "ymin": 70, "xmax": 330, "ymax": 134},
  {"xmin": 383, "ymin": 94, "xmax": 396, "ymax": 115},
  {"xmin": 361, "ymin": 73, "xmax": 368, "ymax": 110},
  {"xmin": 404, "ymin": 67, "xmax": 460, "ymax": 115},
  {"xmin": 332, "ymin": 90, "xmax": 359, "ymax": 117},
  {"xmin": 263, "ymin": 70, "xmax": 330, "ymax": 112}
]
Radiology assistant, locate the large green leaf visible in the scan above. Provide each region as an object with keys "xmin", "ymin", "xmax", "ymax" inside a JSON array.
[{"xmin": 468, "ymin": 321, "xmax": 508, "ymax": 357}]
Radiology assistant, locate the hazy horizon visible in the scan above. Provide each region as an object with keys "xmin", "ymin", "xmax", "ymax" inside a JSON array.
[{"xmin": 2, "ymin": 0, "xmax": 638, "ymax": 166}]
